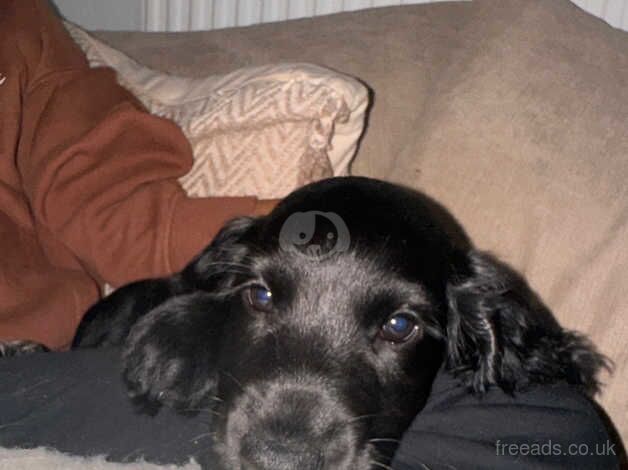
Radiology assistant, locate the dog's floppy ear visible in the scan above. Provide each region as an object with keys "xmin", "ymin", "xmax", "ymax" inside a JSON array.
[
  {"xmin": 122, "ymin": 216, "xmax": 258, "ymax": 412},
  {"xmin": 73, "ymin": 278, "xmax": 178, "ymax": 348},
  {"xmin": 122, "ymin": 292, "xmax": 228, "ymax": 412},
  {"xmin": 445, "ymin": 250, "xmax": 608, "ymax": 396},
  {"xmin": 181, "ymin": 216, "xmax": 257, "ymax": 291}
]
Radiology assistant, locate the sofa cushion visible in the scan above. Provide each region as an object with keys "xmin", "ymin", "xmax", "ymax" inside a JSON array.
[{"xmin": 63, "ymin": 22, "xmax": 368, "ymax": 200}]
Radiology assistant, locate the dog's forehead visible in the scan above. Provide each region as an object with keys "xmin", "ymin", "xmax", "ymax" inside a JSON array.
[{"xmin": 259, "ymin": 178, "xmax": 466, "ymax": 277}]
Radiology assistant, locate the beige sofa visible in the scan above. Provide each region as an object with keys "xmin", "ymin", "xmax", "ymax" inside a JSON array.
[{"xmin": 88, "ymin": 0, "xmax": 627, "ymax": 445}]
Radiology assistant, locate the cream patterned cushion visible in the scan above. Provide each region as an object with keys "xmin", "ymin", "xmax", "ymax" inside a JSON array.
[{"xmin": 63, "ymin": 22, "xmax": 369, "ymax": 200}]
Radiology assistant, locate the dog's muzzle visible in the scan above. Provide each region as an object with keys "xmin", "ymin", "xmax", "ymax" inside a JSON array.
[{"xmin": 223, "ymin": 379, "xmax": 363, "ymax": 470}]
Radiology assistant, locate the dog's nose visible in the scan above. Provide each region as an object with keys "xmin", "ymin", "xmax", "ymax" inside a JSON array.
[{"xmin": 236, "ymin": 387, "xmax": 349, "ymax": 470}]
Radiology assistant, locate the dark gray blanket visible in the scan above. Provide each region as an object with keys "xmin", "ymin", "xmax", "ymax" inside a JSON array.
[{"xmin": 0, "ymin": 349, "xmax": 622, "ymax": 469}]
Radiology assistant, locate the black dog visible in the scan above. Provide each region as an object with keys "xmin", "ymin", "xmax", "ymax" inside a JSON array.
[{"xmin": 10, "ymin": 177, "xmax": 610, "ymax": 469}]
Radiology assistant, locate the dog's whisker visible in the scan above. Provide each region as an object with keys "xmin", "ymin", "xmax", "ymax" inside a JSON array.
[
  {"xmin": 180, "ymin": 407, "xmax": 222, "ymax": 417},
  {"xmin": 220, "ymin": 370, "xmax": 270, "ymax": 409},
  {"xmin": 370, "ymin": 459, "xmax": 394, "ymax": 470},
  {"xmin": 220, "ymin": 371, "xmax": 260, "ymax": 402},
  {"xmin": 188, "ymin": 432, "xmax": 214, "ymax": 443},
  {"xmin": 331, "ymin": 413, "xmax": 383, "ymax": 434},
  {"xmin": 185, "ymin": 260, "xmax": 252, "ymax": 272},
  {"xmin": 208, "ymin": 269, "xmax": 251, "ymax": 278},
  {"xmin": 220, "ymin": 371, "xmax": 246, "ymax": 392},
  {"xmin": 203, "ymin": 261, "xmax": 252, "ymax": 271},
  {"xmin": 342, "ymin": 413, "xmax": 379, "ymax": 425},
  {"xmin": 368, "ymin": 437, "xmax": 401, "ymax": 444}
]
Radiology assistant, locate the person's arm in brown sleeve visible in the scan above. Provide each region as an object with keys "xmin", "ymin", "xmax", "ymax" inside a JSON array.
[{"xmin": 11, "ymin": 0, "xmax": 271, "ymax": 287}]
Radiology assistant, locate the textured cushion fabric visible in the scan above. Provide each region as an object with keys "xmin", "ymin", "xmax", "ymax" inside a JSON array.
[
  {"xmin": 64, "ymin": 22, "xmax": 368, "ymax": 200},
  {"xmin": 0, "ymin": 449, "xmax": 199, "ymax": 470},
  {"xmin": 94, "ymin": 0, "xmax": 628, "ymax": 443}
]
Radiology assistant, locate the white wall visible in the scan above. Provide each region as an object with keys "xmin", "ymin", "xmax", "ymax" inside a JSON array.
[
  {"xmin": 571, "ymin": 0, "xmax": 628, "ymax": 29},
  {"xmin": 141, "ymin": 0, "xmax": 460, "ymax": 31},
  {"xmin": 52, "ymin": 0, "xmax": 628, "ymax": 32},
  {"xmin": 51, "ymin": 0, "xmax": 144, "ymax": 31}
]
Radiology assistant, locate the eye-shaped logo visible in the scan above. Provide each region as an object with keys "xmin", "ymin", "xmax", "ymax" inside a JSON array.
[{"xmin": 279, "ymin": 211, "xmax": 350, "ymax": 259}]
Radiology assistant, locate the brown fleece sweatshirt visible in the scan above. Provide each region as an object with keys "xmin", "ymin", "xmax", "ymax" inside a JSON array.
[{"xmin": 0, "ymin": 0, "xmax": 260, "ymax": 348}]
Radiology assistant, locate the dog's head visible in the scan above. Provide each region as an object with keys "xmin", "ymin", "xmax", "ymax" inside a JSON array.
[{"xmin": 123, "ymin": 177, "xmax": 606, "ymax": 470}]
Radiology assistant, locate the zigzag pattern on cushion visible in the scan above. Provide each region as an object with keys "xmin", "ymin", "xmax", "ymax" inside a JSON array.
[
  {"xmin": 178, "ymin": 86, "xmax": 344, "ymax": 198},
  {"xmin": 183, "ymin": 122, "xmax": 320, "ymax": 199}
]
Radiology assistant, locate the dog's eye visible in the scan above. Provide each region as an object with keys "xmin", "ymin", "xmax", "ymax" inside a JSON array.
[
  {"xmin": 379, "ymin": 312, "xmax": 419, "ymax": 343},
  {"xmin": 245, "ymin": 285, "xmax": 273, "ymax": 311}
]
